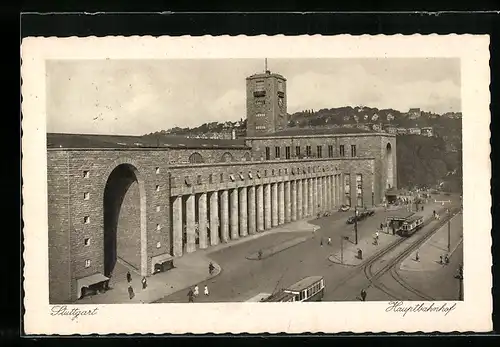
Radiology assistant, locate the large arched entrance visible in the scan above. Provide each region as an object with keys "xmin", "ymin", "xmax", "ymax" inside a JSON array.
[
  {"xmin": 386, "ymin": 143, "xmax": 394, "ymax": 189},
  {"xmin": 103, "ymin": 163, "xmax": 147, "ymax": 278}
]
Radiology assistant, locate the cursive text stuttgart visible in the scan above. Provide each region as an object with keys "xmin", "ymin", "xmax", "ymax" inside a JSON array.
[{"xmin": 51, "ymin": 305, "xmax": 99, "ymax": 321}]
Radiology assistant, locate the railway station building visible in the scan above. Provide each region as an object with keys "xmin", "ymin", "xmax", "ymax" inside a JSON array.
[{"xmin": 47, "ymin": 68, "xmax": 397, "ymax": 303}]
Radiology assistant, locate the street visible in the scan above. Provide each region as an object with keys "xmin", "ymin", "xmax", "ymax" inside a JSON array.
[{"xmin": 157, "ymin": 195, "xmax": 463, "ymax": 303}]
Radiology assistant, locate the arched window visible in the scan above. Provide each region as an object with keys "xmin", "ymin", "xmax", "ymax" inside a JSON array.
[
  {"xmin": 189, "ymin": 152, "xmax": 204, "ymax": 164},
  {"xmin": 221, "ymin": 152, "xmax": 234, "ymax": 162},
  {"xmin": 243, "ymin": 152, "xmax": 251, "ymax": 161}
]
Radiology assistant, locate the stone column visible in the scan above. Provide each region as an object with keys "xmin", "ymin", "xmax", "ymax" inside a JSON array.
[
  {"xmin": 198, "ymin": 192, "xmax": 208, "ymax": 249},
  {"xmin": 337, "ymin": 175, "xmax": 341, "ymax": 206},
  {"xmin": 297, "ymin": 179, "xmax": 303, "ymax": 219},
  {"xmin": 327, "ymin": 176, "xmax": 332, "ymax": 210},
  {"xmin": 264, "ymin": 184, "xmax": 272, "ymax": 230},
  {"xmin": 308, "ymin": 178, "xmax": 313, "ymax": 216},
  {"xmin": 209, "ymin": 191, "xmax": 219, "ymax": 246},
  {"xmin": 302, "ymin": 179, "xmax": 308, "ymax": 216},
  {"xmin": 172, "ymin": 195, "xmax": 183, "ymax": 257},
  {"xmin": 271, "ymin": 183, "xmax": 278, "ymax": 227},
  {"xmin": 331, "ymin": 175, "xmax": 336, "ymax": 208},
  {"xmin": 257, "ymin": 184, "xmax": 265, "ymax": 231},
  {"xmin": 221, "ymin": 190, "xmax": 229, "ymax": 242},
  {"xmin": 313, "ymin": 177, "xmax": 318, "ymax": 215},
  {"xmin": 278, "ymin": 181, "xmax": 285, "ymax": 225},
  {"xmin": 323, "ymin": 176, "xmax": 328, "ymax": 211},
  {"xmin": 248, "ymin": 186, "xmax": 256, "ymax": 235},
  {"xmin": 319, "ymin": 176, "xmax": 323, "ymax": 212},
  {"xmin": 230, "ymin": 188, "xmax": 239, "ymax": 240},
  {"xmin": 186, "ymin": 194, "xmax": 196, "ymax": 253},
  {"xmin": 291, "ymin": 180, "xmax": 297, "ymax": 221},
  {"xmin": 284, "ymin": 181, "xmax": 291, "ymax": 222},
  {"xmin": 239, "ymin": 187, "xmax": 248, "ymax": 237}
]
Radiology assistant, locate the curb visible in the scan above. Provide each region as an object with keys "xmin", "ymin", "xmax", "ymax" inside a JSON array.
[
  {"xmin": 246, "ymin": 236, "xmax": 310, "ymax": 260},
  {"xmin": 149, "ymin": 258, "xmax": 223, "ymax": 303}
]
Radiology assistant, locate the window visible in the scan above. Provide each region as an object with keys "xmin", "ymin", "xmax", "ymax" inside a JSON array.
[
  {"xmin": 278, "ymin": 80, "xmax": 284, "ymax": 92},
  {"xmin": 356, "ymin": 174, "xmax": 363, "ymax": 207},
  {"xmin": 189, "ymin": 152, "xmax": 204, "ymax": 164},
  {"xmin": 85, "ymin": 260, "xmax": 91, "ymax": 268},
  {"xmin": 351, "ymin": 145, "xmax": 357, "ymax": 157},
  {"xmin": 317, "ymin": 145, "xmax": 323, "ymax": 158},
  {"xmin": 255, "ymin": 80, "xmax": 265, "ymax": 91},
  {"xmin": 155, "ymin": 185, "xmax": 160, "ymax": 192},
  {"xmin": 156, "ymin": 242, "xmax": 161, "ymax": 249},
  {"xmin": 255, "ymin": 99, "xmax": 265, "ymax": 106},
  {"xmin": 340, "ymin": 145, "xmax": 345, "ymax": 157},
  {"xmin": 155, "ymin": 167, "xmax": 160, "ymax": 174},
  {"xmin": 83, "ymin": 192, "xmax": 90, "ymax": 200},
  {"xmin": 83, "ymin": 170, "xmax": 90, "ymax": 178},
  {"xmin": 84, "ymin": 238, "xmax": 90, "ymax": 246},
  {"xmin": 209, "ymin": 174, "xmax": 214, "ymax": 184},
  {"xmin": 156, "ymin": 206, "xmax": 161, "ymax": 212},
  {"xmin": 265, "ymin": 147, "xmax": 270, "ymax": 160},
  {"xmin": 328, "ymin": 145, "xmax": 334, "ymax": 158},
  {"xmin": 197, "ymin": 175, "xmax": 202, "ymax": 185},
  {"xmin": 344, "ymin": 174, "xmax": 351, "ymax": 206},
  {"xmin": 83, "ymin": 216, "xmax": 90, "ymax": 224},
  {"xmin": 285, "ymin": 146, "xmax": 291, "ymax": 159},
  {"xmin": 255, "ymin": 125, "xmax": 266, "ymax": 130},
  {"xmin": 255, "ymin": 113, "xmax": 265, "ymax": 117},
  {"xmin": 220, "ymin": 173, "xmax": 224, "ymax": 182},
  {"xmin": 306, "ymin": 146, "xmax": 312, "ymax": 157},
  {"xmin": 275, "ymin": 146, "xmax": 281, "ymax": 159},
  {"xmin": 156, "ymin": 224, "xmax": 161, "ymax": 231},
  {"xmin": 295, "ymin": 146, "xmax": 301, "ymax": 157}
]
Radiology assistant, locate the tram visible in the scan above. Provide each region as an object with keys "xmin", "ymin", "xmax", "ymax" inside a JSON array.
[
  {"xmin": 386, "ymin": 213, "xmax": 424, "ymax": 237},
  {"xmin": 262, "ymin": 276, "xmax": 325, "ymax": 302}
]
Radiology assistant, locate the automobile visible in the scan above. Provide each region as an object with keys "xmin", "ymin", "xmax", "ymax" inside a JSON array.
[
  {"xmin": 338, "ymin": 205, "xmax": 350, "ymax": 212},
  {"xmin": 346, "ymin": 216, "xmax": 356, "ymax": 224}
]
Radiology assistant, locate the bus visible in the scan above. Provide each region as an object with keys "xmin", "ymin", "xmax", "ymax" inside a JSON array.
[{"xmin": 262, "ymin": 276, "xmax": 325, "ymax": 302}]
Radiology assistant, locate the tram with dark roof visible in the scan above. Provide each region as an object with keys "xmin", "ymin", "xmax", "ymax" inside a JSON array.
[{"xmin": 262, "ymin": 276, "xmax": 325, "ymax": 302}]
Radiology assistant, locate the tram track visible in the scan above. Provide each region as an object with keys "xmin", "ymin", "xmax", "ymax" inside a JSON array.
[
  {"xmin": 328, "ymin": 205, "xmax": 458, "ymax": 300},
  {"xmin": 363, "ymin": 207, "xmax": 459, "ymax": 300}
]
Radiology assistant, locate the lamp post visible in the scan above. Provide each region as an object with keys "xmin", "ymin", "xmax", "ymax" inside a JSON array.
[
  {"xmin": 354, "ymin": 205, "xmax": 359, "ymax": 245},
  {"xmin": 447, "ymin": 208, "xmax": 451, "ymax": 253},
  {"xmin": 455, "ymin": 264, "xmax": 464, "ymax": 300}
]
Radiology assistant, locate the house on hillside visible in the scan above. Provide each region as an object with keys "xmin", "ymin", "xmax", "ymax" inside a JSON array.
[
  {"xmin": 421, "ymin": 127, "xmax": 434, "ymax": 137},
  {"xmin": 384, "ymin": 124, "xmax": 397, "ymax": 134},
  {"xmin": 408, "ymin": 108, "xmax": 422, "ymax": 120},
  {"xmin": 408, "ymin": 127, "xmax": 421, "ymax": 135},
  {"xmin": 372, "ymin": 123, "xmax": 382, "ymax": 131},
  {"xmin": 356, "ymin": 124, "xmax": 370, "ymax": 131},
  {"xmin": 343, "ymin": 115, "xmax": 350, "ymax": 121},
  {"xmin": 387, "ymin": 113, "xmax": 394, "ymax": 121},
  {"xmin": 344, "ymin": 123, "xmax": 354, "ymax": 128},
  {"xmin": 353, "ymin": 115, "xmax": 359, "ymax": 122},
  {"xmin": 363, "ymin": 114, "xmax": 369, "ymax": 121},
  {"xmin": 397, "ymin": 128, "xmax": 408, "ymax": 135},
  {"xmin": 371, "ymin": 113, "xmax": 379, "ymax": 121}
]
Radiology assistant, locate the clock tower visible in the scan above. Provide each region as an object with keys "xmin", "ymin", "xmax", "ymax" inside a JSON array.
[{"xmin": 246, "ymin": 62, "xmax": 288, "ymax": 137}]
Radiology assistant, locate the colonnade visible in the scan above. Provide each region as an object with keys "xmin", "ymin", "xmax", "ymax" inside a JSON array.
[{"xmin": 172, "ymin": 174, "xmax": 343, "ymax": 257}]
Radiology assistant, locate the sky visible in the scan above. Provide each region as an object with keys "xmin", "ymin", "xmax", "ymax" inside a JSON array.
[{"xmin": 46, "ymin": 58, "xmax": 461, "ymax": 135}]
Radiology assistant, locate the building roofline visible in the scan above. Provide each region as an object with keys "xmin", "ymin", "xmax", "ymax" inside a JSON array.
[
  {"xmin": 245, "ymin": 132, "xmax": 396, "ymax": 140},
  {"xmin": 47, "ymin": 145, "xmax": 250, "ymax": 151}
]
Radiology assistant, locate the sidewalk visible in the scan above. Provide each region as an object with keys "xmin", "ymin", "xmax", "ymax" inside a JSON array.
[
  {"xmin": 399, "ymin": 213, "xmax": 463, "ymax": 272},
  {"xmin": 327, "ymin": 200, "xmax": 451, "ymax": 267},
  {"xmin": 76, "ymin": 216, "xmax": 318, "ymax": 304}
]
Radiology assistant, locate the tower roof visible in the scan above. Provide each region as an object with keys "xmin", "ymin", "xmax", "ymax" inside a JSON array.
[{"xmin": 246, "ymin": 71, "xmax": 286, "ymax": 81}]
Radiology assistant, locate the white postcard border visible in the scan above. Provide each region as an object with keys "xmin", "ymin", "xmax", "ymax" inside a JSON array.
[{"xmin": 21, "ymin": 35, "xmax": 492, "ymax": 334}]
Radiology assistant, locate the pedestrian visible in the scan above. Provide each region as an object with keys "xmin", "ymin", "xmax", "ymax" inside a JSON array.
[
  {"xmin": 128, "ymin": 285, "xmax": 135, "ymax": 300},
  {"xmin": 380, "ymin": 223, "xmax": 384, "ymax": 231},
  {"xmin": 320, "ymin": 238, "xmax": 323, "ymax": 247},
  {"xmin": 440, "ymin": 255, "xmax": 443, "ymax": 264},
  {"xmin": 327, "ymin": 237, "xmax": 332, "ymax": 245},
  {"xmin": 141, "ymin": 276, "xmax": 147, "ymax": 290},
  {"xmin": 360, "ymin": 288, "xmax": 367, "ymax": 301},
  {"xmin": 258, "ymin": 250, "xmax": 263, "ymax": 260},
  {"xmin": 126, "ymin": 271, "xmax": 132, "ymax": 283},
  {"xmin": 204, "ymin": 285, "xmax": 209, "ymax": 296},
  {"xmin": 188, "ymin": 288, "xmax": 194, "ymax": 303},
  {"xmin": 194, "ymin": 285, "xmax": 199, "ymax": 297},
  {"xmin": 208, "ymin": 262, "xmax": 215, "ymax": 275},
  {"xmin": 415, "ymin": 250, "xmax": 420, "ymax": 262},
  {"xmin": 445, "ymin": 255, "xmax": 449, "ymax": 264}
]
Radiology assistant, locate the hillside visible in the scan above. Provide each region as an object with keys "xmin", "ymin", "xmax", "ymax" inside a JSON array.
[{"xmin": 149, "ymin": 106, "xmax": 462, "ymax": 192}]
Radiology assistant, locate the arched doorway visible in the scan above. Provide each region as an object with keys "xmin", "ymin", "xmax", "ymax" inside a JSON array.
[
  {"xmin": 103, "ymin": 163, "xmax": 146, "ymax": 277},
  {"xmin": 386, "ymin": 143, "xmax": 394, "ymax": 189},
  {"xmin": 221, "ymin": 152, "xmax": 234, "ymax": 162}
]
